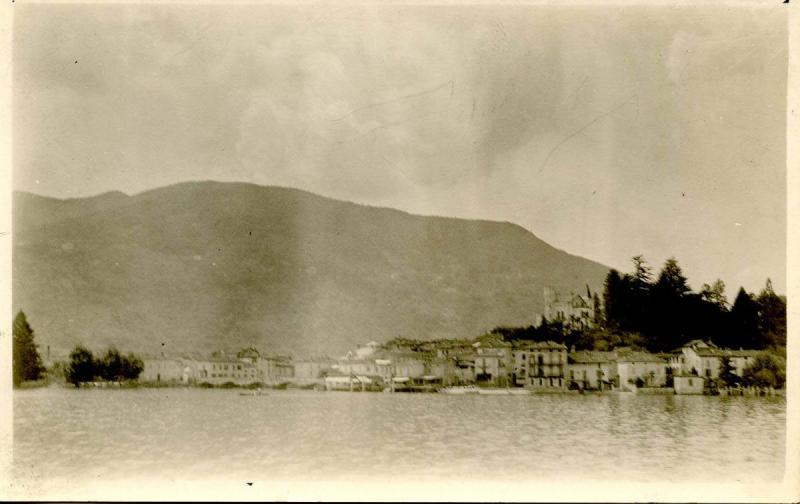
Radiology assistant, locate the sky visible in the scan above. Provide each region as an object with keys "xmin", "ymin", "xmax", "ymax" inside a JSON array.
[{"xmin": 12, "ymin": 3, "xmax": 788, "ymax": 296}]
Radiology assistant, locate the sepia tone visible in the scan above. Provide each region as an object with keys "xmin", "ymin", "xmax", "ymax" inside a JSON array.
[{"xmin": 2, "ymin": 1, "xmax": 798, "ymax": 502}]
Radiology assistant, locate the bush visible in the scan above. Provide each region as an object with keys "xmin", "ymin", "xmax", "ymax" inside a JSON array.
[
  {"xmin": 66, "ymin": 346, "xmax": 97, "ymax": 386},
  {"xmin": 67, "ymin": 345, "xmax": 145, "ymax": 386},
  {"xmin": 742, "ymin": 352, "xmax": 786, "ymax": 388}
]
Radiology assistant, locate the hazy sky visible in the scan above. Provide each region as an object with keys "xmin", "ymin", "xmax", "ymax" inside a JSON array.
[{"xmin": 13, "ymin": 3, "xmax": 787, "ymax": 296}]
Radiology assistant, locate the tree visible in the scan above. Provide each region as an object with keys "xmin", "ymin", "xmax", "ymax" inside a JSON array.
[
  {"xmin": 12, "ymin": 311, "xmax": 44, "ymax": 386},
  {"xmin": 717, "ymin": 356, "xmax": 739, "ymax": 387},
  {"xmin": 121, "ymin": 352, "xmax": 144, "ymax": 380},
  {"xmin": 627, "ymin": 255, "xmax": 653, "ymax": 336},
  {"xmin": 647, "ymin": 258, "xmax": 691, "ymax": 351},
  {"xmin": 66, "ymin": 346, "xmax": 97, "ymax": 386},
  {"xmin": 756, "ymin": 278, "xmax": 786, "ymax": 347},
  {"xmin": 602, "ymin": 269, "xmax": 628, "ymax": 331},
  {"xmin": 100, "ymin": 346, "xmax": 125, "ymax": 381},
  {"xmin": 592, "ymin": 293, "xmax": 603, "ymax": 326},
  {"xmin": 742, "ymin": 352, "xmax": 786, "ymax": 388},
  {"xmin": 729, "ymin": 288, "xmax": 760, "ymax": 349},
  {"xmin": 631, "ymin": 255, "xmax": 653, "ymax": 288},
  {"xmin": 655, "ymin": 257, "xmax": 690, "ymax": 297},
  {"xmin": 700, "ymin": 279, "xmax": 728, "ymax": 309}
]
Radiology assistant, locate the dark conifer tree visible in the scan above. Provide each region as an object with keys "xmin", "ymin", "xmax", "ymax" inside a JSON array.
[
  {"xmin": 12, "ymin": 311, "xmax": 45, "ymax": 386},
  {"xmin": 729, "ymin": 288, "xmax": 760, "ymax": 349},
  {"xmin": 755, "ymin": 278, "xmax": 786, "ymax": 347}
]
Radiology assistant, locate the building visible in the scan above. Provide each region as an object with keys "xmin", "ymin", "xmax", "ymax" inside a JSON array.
[
  {"xmin": 333, "ymin": 348, "xmax": 427, "ymax": 386},
  {"xmin": 473, "ymin": 339, "xmax": 512, "ymax": 386},
  {"xmin": 543, "ymin": 287, "xmax": 594, "ymax": 330},
  {"xmin": 676, "ymin": 340, "xmax": 759, "ymax": 381},
  {"xmin": 293, "ymin": 357, "xmax": 335, "ymax": 380},
  {"xmin": 193, "ymin": 356, "xmax": 260, "ymax": 386},
  {"xmin": 616, "ymin": 351, "xmax": 667, "ymax": 390},
  {"xmin": 566, "ymin": 351, "xmax": 618, "ymax": 390},
  {"xmin": 674, "ymin": 375, "xmax": 704, "ymax": 395},
  {"xmin": 141, "ymin": 358, "xmax": 192, "ymax": 385},
  {"xmin": 511, "ymin": 341, "xmax": 567, "ymax": 389},
  {"xmin": 526, "ymin": 341, "xmax": 567, "ymax": 389}
]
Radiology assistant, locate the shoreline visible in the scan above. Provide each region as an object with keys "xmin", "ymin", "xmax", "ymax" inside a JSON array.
[{"xmin": 13, "ymin": 380, "xmax": 786, "ymax": 398}]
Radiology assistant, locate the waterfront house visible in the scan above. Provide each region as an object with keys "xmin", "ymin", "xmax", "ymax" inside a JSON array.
[
  {"xmin": 677, "ymin": 340, "xmax": 758, "ymax": 381},
  {"xmin": 333, "ymin": 349, "xmax": 427, "ymax": 387},
  {"xmin": 294, "ymin": 357, "xmax": 335, "ymax": 380},
  {"xmin": 511, "ymin": 341, "xmax": 567, "ymax": 389},
  {"xmin": 334, "ymin": 357, "xmax": 381, "ymax": 377},
  {"xmin": 473, "ymin": 339, "xmax": 512, "ymax": 387},
  {"xmin": 727, "ymin": 349, "xmax": 759, "ymax": 377},
  {"xmin": 236, "ymin": 347, "xmax": 294, "ymax": 383},
  {"xmin": 526, "ymin": 341, "xmax": 567, "ymax": 389},
  {"xmin": 567, "ymin": 351, "xmax": 617, "ymax": 390},
  {"xmin": 615, "ymin": 351, "xmax": 667, "ymax": 391},
  {"xmin": 390, "ymin": 350, "xmax": 428, "ymax": 378},
  {"xmin": 193, "ymin": 355, "xmax": 260, "ymax": 386},
  {"xmin": 141, "ymin": 358, "xmax": 191, "ymax": 384},
  {"xmin": 674, "ymin": 375, "xmax": 704, "ymax": 395}
]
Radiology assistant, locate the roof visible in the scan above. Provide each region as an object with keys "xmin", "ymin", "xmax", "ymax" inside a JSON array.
[
  {"xmin": 514, "ymin": 340, "xmax": 567, "ymax": 351},
  {"xmin": 693, "ymin": 348, "xmax": 729, "ymax": 357},
  {"xmin": 693, "ymin": 348, "xmax": 759, "ymax": 358},
  {"xmin": 616, "ymin": 351, "xmax": 666, "ymax": 363},
  {"xmin": 727, "ymin": 349, "xmax": 759, "ymax": 358},
  {"xmin": 568, "ymin": 351, "xmax": 617, "ymax": 364},
  {"xmin": 684, "ymin": 339, "xmax": 718, "ymax": 349}
]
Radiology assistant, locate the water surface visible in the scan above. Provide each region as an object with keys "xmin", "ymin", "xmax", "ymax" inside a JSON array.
[{"xmin": 12, "ymin": 388, "xmax": 785, "ymax": 484}]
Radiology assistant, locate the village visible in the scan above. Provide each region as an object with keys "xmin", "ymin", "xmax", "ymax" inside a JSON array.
[{"xmin": 138, "ymin": 288, "xmax": 778, "ymax": 396}]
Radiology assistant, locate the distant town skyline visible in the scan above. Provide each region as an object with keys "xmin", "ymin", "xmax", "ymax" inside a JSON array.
[{"xmin": 12, "ymin": 3, "xmax": 787, "ymax": 295}]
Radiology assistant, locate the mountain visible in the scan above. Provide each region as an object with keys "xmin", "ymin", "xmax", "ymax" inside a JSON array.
[{"xmin": 12, "ymin": 181, "xmax": 610, "ymax": 357}]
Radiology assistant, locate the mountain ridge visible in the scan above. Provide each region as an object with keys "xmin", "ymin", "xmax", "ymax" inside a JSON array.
[{"xmin": 13, "ymin": 181, "xmax": 610, "ymax": 357}]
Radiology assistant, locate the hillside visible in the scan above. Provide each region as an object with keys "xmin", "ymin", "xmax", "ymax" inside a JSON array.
[{"xmin": 12, "ymin": 181, "xmax": 610, "ymax": 357}]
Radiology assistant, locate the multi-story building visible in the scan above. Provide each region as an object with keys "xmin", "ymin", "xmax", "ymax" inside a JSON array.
[
  {"xmin": 140, "ymin": 358, "xmax": 192, "ymax": 385},
  {"xmin": 193, "ymin": 356, "xmax": 260, "ymax": 386},
  {"xmin": 673, "ymin": 340, "xmax": 758, "ymax": 381},
  {"xmin": 511, "ymin": 341, "xmax": 567, "ymax": 389},
  {"xmin": 526, "ymin": 341, "xmax": 567, "ymax": 389},
  {"xmin": 615, "ymin": 351, "xmax": 668, "ymax": 390},
  {"xmin": 566, "ymin": 351, "xmax": 618, "ymax": 390},
  {"xmin": 473, "ymin": 339, "xmax": 512, "ymax": 386},
  {"xmin": 237, "ymin": 347, "xmax": 294, "ymax": 383},
  {"xmin": 293, "ymin": 357, "xmax": 335, "ymax": 380}
]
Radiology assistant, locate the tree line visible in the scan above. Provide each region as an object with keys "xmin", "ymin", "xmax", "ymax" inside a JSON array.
[
  {"xmin": 602, "ymin": 255, "xmax": 785, "ymax": 352},
  {"xmin": 485, "ymin": 255, "xmax": 786, "ymax": 388},
  {"xmin": 490, "ymin": 255, "xmax": 785, "ymax": 354},
  {"xmin": 11, "ymin": 310, "xmax": 144, "ymax": 387},
  {"xmin": 65, "ymin": 345, "xmax": 144, "ymax": 386}
]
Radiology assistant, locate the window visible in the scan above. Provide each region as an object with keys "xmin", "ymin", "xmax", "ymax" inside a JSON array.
[{"xmin": 688, "ymin": 379, "xmax": 693, "ymax": 386}]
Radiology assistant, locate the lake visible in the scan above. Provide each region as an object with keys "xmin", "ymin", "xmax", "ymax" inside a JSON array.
[{"xmin": 11, "ymin": 388, "xmax": 786, "ymax": 487}]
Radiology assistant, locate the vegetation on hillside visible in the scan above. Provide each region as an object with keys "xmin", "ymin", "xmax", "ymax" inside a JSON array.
[{"xmin": 483, "ymin": 255, "xmax": 785, "ymax": 358}]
